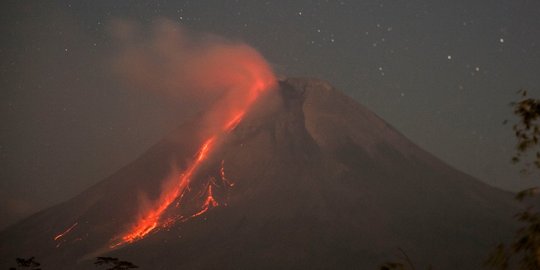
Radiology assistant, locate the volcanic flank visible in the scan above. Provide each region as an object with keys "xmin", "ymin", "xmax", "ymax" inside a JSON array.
[{"xmin": 0, "ymin": 78, "xmax": 517, "ymax": 269}]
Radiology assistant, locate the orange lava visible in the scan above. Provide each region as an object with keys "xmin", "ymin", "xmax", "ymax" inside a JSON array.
[
  {"xmin": 190, "ymin": 184, "xmax": 219, "ymax": 218},
  {"xmin": 54, "ymin": 222, "xmax": 78, "ymax": 241},
  {"xmin": 220, "ymin": 160, "xmax": 234, "ymax": 187},
  {"xmin": 111, "ymin": 74, "xmax": 275, "ymax": 248},
  {"xmin": 113, "ymin": 137, "xmax": 216, "ymax": 246},
  {"xmin": 224, "ymin": 111, "xmax": 245, "ymax": 131}
]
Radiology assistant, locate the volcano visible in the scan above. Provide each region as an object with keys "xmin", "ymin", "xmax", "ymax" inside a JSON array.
[{"xmin": 0, "ymin": 78, "xmax": 517, "ymax": 269}]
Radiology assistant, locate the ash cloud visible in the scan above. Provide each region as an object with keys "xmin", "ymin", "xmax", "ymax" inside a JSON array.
[{"xmin": 110, "ymin": 19, "xmax": 276, "ymax": 136}]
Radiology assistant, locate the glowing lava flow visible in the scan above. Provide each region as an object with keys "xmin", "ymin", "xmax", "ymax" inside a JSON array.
[
  {"xmin": 220, "ymin": 160, "xmax": 234, "ymax": 187},
  {"xmin": 111, "ymin": 78, "xmax": 275, "ymax": 248},
  {"xmin": 224, "ymin": 111, "xmax": 245, "ymax": 131},
  {"xmin": 54, "ymin": 222, "xmax": 78, "ymax": 241},
  {"xmin": 190, "ymin": 185, "xmax": 219, "ymax": 218},
  {"xmin": 113, "ymin": 137, "xmax": 216, "ymax": 247}
]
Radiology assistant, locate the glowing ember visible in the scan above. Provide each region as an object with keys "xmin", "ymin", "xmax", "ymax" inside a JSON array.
[
  {"xmin": 54, "ymin": 222, "xmax": 78, "ymax": 241},
  {"xmin": 220, "ymin": 160, "xmax": 234, "ymax": 187}
]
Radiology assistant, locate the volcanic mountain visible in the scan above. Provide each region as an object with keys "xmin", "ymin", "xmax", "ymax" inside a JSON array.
[{"xmin": 0, "ymin": 78, "xmax": 517, "ymax": 269}]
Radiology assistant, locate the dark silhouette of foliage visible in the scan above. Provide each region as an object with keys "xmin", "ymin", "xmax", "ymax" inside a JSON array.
[
  {"xmin": 380, "ymin": 262, "xmax": 407, "ymax": 270},
  {"xmin": 485, "ymin": 90, "xmax": 540, "ymax": 270},
  {"xmin": 95, "ymin": 257, "xmax": 138, "ymax": 270},
  {"xmin": 8, "ymin": 257, "xmax": 41, "ymax": 270},
  {"xmin": 509, "ymin": 90, "xmax": 540, "ymax": 171},
  {"xmin": 379, "ymin": 248, "xmax": 433, "ymax": 270}
]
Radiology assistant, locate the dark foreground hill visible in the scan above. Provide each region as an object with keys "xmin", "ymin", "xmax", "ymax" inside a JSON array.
[{"xmin": 0, "ymin": 78, "xmax": 517, "ymax": 269}]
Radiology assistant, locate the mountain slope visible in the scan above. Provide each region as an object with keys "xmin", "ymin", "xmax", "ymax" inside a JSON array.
[{"xmin": 0, "ymin": 77, "xmax": 517, "ymax": 269}]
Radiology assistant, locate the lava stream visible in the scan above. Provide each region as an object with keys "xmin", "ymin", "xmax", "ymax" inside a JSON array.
[
  {"xmin": 113, "ymin": 137, "xmax": 216, "ymax": 247},
  {"xmin": 111, "ymin": 79, "xmax": 275, "ymax": 248},
  {"xmin": 220, "ymin": 160, "xmax": 234, "ymax": 187},
  {"xmin": 224, "ymin": 111, "xmax": 245, "ymax": 131},
  {"xmin": 54, "ymin": 222, "xmax": 78, "ymax": 241},
  {"xmin": 190, "ymin": 184, "xmax": 219, "ymax": 219}
]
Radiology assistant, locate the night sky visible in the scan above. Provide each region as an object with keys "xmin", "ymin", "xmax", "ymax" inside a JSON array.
[{"xmin": 1, "ymin": 0, "xmax": 539, "ymax": 228}]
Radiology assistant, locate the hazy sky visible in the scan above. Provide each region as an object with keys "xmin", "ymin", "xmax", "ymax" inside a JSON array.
[{"xmin": 1, "ymin": 0, "xmax": 539, "ymax": 228}]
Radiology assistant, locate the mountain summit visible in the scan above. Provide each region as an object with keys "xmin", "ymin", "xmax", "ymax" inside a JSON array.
[{"xmin": 0, "ymin": 78, "xmax": 517, "ymax": 269}]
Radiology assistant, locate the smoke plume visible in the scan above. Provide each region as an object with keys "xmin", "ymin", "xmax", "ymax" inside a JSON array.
[{"xmin": 110, "ymin": 19, "xmax": 276, "ymax": 136}]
